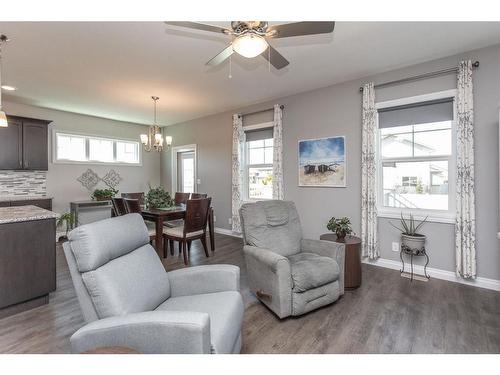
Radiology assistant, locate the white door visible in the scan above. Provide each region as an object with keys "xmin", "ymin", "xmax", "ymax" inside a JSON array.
[{"xmin": 177, "ymin": 151, "xmax": 195, "ymax": 193}]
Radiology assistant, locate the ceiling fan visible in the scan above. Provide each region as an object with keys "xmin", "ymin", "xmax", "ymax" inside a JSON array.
[{"xmin": 164, "ymin": 21, "xmax": 335, "ymax": 70}]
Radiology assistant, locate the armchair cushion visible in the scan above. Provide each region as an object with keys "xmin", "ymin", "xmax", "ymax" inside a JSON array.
[
  {"xmin": 240, "ymin": 201, "xmax": 302, "ymax": 257},
  {"xmin": 82, "ymin": 244, "xmax": 171, "ymax": 319},
  {"xmin": 288, "ymin": 253, "xmax": 339, "ymax": 292},
  {"xmin": 156, "ymin": 291, "xmax": 244, "ymax": 354}
]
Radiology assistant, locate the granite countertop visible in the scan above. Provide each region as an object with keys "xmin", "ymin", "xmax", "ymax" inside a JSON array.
[
  {"xmin": 0, "ymin": 205, "xmax": 58, "ymax": 224},
  {"xmin": 0, "ymin": 195, "xmax": 53, "ymax": 202}
]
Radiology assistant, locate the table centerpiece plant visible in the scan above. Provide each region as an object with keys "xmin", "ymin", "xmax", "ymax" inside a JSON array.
[
  {"xmin": 145, "ymin": 186, "xmax": 174, "ymax": 209},
  {"xmin": 326, "ymin": 216, "xmax": 353, "ymax": 240},
  {"xmin": 389, "ymin": 213, "xmax": 428, "ymax": 253},
  {"xmin": 91, "ymin": 188, "xmax": 118, "ymax": 201}
]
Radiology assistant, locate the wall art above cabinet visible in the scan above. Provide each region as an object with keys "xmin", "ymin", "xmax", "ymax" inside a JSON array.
[{"xmin": 0, "ymin": 115, "xmax": 51, "ymax": 171}]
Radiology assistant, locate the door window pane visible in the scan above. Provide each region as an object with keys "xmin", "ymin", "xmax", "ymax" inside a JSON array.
[{"xmin": 382, "ymin": 160, "xmax": 449, "ymax": 210}]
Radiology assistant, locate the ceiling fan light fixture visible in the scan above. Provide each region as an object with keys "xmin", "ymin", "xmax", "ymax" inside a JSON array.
[{"xmin": 232, "ymin": 34, "xmax": 268, "ymax": 58}]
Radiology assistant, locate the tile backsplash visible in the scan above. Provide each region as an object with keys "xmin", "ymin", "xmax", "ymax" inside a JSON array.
[{"xmin": 0, "ymin": 171, "xmax": 47, "ymax": 197}]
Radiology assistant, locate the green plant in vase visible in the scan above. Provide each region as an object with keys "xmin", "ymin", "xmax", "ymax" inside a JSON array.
[
  {"xmin": 326, "ymin": 216, "xmax": 353, "ymax": 240},
  {"xmin": 91, "ymin": 188, "xmax": 118, "ymax": 201},
  {"xmin": 146, "ymin": 186, "xmax": 174, "ymax": 209}
]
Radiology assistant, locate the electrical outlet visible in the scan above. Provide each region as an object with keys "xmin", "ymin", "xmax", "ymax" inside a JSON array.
[
  {"xmin": 392, "ymin": 242, "xmax": 400, "ymax": 252},
  {"xmin": 197, "ymin": 179, "xmax": 201, "ymax": 185},
  {"xmin": 228, "ymin": 218, "xmax": 232, "ymax": 225}
]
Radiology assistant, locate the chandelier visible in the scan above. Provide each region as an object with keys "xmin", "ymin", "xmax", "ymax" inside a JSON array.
[{"xmin": 140, "ymin": 96, "xmax": 172, "ymax": 152}]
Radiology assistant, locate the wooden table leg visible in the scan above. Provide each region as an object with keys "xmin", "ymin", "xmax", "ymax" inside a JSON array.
[
  {"xmin": 209, "ymin": 207, "xmax": 215, "ymax": 252},
  {"xmin": 154, "ymin": 216, "xmax": 164, "ymax": 257}
]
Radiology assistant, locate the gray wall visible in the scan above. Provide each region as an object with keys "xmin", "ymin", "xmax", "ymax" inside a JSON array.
[
  {"xmin": 160, "ymin": 43, "xmax": 500, "ymax": 280},
  {"xmin": 3, "ymin": 101, "xmax": 161, "ymax": 223}
]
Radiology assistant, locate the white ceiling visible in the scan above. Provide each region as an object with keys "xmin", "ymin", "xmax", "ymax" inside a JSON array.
[{"xmin": 1, "ymin": 21, "xmax": 500, "ymax": 126}]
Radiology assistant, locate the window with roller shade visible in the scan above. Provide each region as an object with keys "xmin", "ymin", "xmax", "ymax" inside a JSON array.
[
  {"xmin": 377, "ymin": 95, "xmax": 455, "ymax": 218},
  {"xmin": 244, "ymin": 126, "xmax": 274, "ymax": 200}
]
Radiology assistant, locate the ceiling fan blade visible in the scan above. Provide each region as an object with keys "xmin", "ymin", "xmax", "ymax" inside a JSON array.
[
  {"xmin": 206, "ymin": 45, "xmax": 234, "ymax": 67},
  {"xmin": 164, "ymin": 21, "xmax": 230, "ymax": 35},
  {"xmin": 267, "ymin": 22, "xmax": 335, "ymax": 38},
  {"xmin": 261, "ymin": 45, "xmax": 289, "ymax": 70}
]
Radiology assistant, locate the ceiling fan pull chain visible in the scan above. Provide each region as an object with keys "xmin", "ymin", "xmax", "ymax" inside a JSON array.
[{"xmin": 229, "ymin": 54, "xmax": 232, "ymax": 79}]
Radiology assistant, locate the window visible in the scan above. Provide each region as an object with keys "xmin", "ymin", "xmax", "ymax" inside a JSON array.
[
  {"xmin": 244, "ymin": 126, "xmax": 274, "ymax": 200},
  {"xmin": 54, "ymin": 132, "xmax": 140, "ymax": 165},
  {"xmin": 377, "ymin": 92, "xmax": 455, "ymax": 220}
]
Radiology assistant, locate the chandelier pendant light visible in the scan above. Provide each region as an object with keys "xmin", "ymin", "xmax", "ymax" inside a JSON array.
[
  {"xmin": 140, "ymin": 96, "xmax": 172, "ymax": 152},
  {"xmin": 0, "ymin": 34, "xmax": 10, "ymax": 128}
]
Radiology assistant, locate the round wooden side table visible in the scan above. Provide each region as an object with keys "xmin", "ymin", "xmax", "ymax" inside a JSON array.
[{"xmin": 319, "ymin": 234, "xmax": 362, "ymax": 290}]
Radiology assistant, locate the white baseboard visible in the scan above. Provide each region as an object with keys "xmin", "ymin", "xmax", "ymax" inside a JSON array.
[
  {"xmin": 214, "ymin": 227, "xmax": 242, "ymax": 238},
  {"xmin": 363, "ymin": 257, "xmax": 500, "ymax": 292}
]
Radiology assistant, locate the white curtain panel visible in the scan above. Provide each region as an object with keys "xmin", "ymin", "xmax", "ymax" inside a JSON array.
[
  {"xmin": 231, "ymin": 113, "xmax": 245, "ymax": 233},
  {"xmin": 455, "ymin": 60, "xmax": 476, "ymax": 279},
  {"xmin": 361, "ymin": 82, "xmax": 379, "ymax": 259},
  {"xmin": 272, "ymin": 104, "xmax": 284, "ymax": 200}
]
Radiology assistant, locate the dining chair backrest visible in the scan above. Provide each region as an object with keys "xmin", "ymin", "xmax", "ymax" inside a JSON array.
[
  {"xmin": 174, "ymin": 192, "xmax": 190, "ymax": 205},
  {"xmin": 184, "ymin": 197, "xmax": 211, "ymax": 234},
  {"xmin": 121, "ymin": 192, "xmax": 145, "ymax": 206},
  {"xmin": 123, "ymin": 198, "xmax": 142, "ymax": 214},
  {"xmin": 190, "ymin": 193, "xmax": 208, "ymax": 199},
  {"xmin": 111, "ymin": 197, "xmax": 127, "ymax": 216}
]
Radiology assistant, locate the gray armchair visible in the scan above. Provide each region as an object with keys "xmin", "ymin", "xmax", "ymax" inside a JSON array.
[
  {"xmin": 63, "ymin": 213, "xmax": 243, "ymax": 354},
  {"xmin": 240, "ymin": 200, "xmax": 344, "ymax": 318}
]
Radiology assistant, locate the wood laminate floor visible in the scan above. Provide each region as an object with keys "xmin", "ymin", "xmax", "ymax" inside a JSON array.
[{"xmin": 0, "ymin": 233, "xmax": 499, "ymax": 354}]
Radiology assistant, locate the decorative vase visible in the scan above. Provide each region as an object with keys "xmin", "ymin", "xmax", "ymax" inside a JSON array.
[{"xmin": 401, "ymin": 233, "xmax": 426, "ymax": 253}]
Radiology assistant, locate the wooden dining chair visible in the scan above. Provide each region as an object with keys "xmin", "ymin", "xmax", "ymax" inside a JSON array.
[
  {"xmin": 121, "ymin": 192, "xmax": 145, "ymax": 206},
  {"xmin": 123, "ymin": 198, "xmax": 156, "ymax": 245},
  {"xmin": 163, "ymin": 197, "xmax": 211, "ymax": 265},
  {"xmin": 164, "ymin": 192, "xmax": 191, "ymax": 231},
  {"xmin": 190, "ymin": 193, "xmax": 208, "ymax": 199},
  {"xmin": 175, "ymin": 192, "xmax": 190, "ymax": 205},
  {"xmin": 111, "ymin": 197, "xmax": 127, "ymax": 216}
]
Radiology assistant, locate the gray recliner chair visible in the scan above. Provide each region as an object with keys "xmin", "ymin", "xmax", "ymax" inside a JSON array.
[
  {"xmin": 240, "ymin": 200, "xmax": 345, "ymax": 319},
  {"xmin": 63, "ymin": 213, "xmax": 244, "ymax": 354}
]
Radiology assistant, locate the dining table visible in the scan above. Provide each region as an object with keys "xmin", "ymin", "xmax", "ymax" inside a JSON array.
[{"xmin": 140, "ymin": 204, "xmax": 215, "ymax": 257}]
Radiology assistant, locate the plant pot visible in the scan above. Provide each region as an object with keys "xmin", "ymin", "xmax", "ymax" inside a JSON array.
[
  {"xmin": 401, "ymin": 233, "xmax": 426, "ymax": 253},
  {"xmin": 94, "ymin": 196, "xmax": 112, "ymax": 201},
  {"xmin": 336, "ymin": 231, "xmax": 347, "ymax": 240}
]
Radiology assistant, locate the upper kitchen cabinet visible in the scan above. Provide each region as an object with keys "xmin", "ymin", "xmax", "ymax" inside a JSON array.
[{"xmin": 0, "ymin": 115, "xmax": 51, "ymax": 171}]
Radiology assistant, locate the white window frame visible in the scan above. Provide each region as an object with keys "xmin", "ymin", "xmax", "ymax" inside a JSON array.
[
  {"xmin": 52, "ymin": 130, "xmax": 142, "ymax": 166},
  {"xmin": 243, "ymin": 121, "xmax": 274, "ymax": 202},
  {"xmin": 375, "ymin": 89, "xmax": 457, "ymax": 224}
]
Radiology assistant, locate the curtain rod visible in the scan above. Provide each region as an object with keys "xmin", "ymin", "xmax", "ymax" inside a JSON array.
[
  {"xmin": 359, "ymin": 61, "xmax": 479, "ymax": 92},
  {"xmin": 238, "ymin": 105, "xmax": 284, "ymax": 118}
]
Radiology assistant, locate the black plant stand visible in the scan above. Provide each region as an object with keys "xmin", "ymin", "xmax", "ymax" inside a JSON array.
[{"xmin": 400, "ymin": 244, "xmax": 430, "ymax": 281}]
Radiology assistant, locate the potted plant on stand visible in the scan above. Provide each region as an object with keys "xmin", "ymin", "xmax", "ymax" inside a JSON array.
[
  {"xmin": 390, "ymin": 213, "xmax": 428, "ymax": 253},
  {"xmin": 326, "ymin": 216, "xmax": 353, "ymax": 241}
]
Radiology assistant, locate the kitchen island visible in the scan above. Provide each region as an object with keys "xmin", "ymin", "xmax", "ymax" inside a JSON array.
[{"xmin": 0, "ymin": 205, "xmax": 57, "ymax": 319}]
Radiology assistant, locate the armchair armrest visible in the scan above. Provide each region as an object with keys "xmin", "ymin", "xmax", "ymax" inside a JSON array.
[
  {"xmin": 243, "ymin": 245, "xmax": 292, "ymax": 318},
  {"xmin": 70, "ymin": 310, "xmax": 211, "ymax": 354},
  {"xmin": 169, "ymin": 265, "xmax": 240, "ymax": 297},
  {"xmin": 301, "ymin": 239, "xmax": 345, "ymax": 294}
]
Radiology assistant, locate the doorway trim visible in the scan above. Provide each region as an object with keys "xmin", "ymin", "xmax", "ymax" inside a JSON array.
[{"xmin": 171, "ymin": 144, "xmax": 197, "ymax": 194}]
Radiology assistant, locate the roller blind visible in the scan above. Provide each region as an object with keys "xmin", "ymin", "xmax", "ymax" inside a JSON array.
[
  {"xmin": 242, "ymin": 109, "xmax": 273, "ymax": 127},
  {"xmin": 245, "ymin": 127, "xmax": 273, "ymax": 142},
  {"xmin": 378, "ymin": 98, "xmax": 454, "ymax": 129}
]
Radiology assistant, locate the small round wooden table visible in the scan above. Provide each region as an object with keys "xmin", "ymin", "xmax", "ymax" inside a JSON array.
[{"xmin": 319, "ymin": 234, "xmax": 362, "ymax": 290}]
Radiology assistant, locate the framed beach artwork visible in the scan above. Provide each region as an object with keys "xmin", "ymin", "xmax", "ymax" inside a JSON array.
[{"xmin": 298, "ymin": 136, "xmax": 346, "ymax": 187}]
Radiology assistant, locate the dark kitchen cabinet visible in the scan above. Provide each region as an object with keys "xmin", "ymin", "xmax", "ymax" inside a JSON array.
[
  {"xmin": 0, "ymin": 115, "xmax": 51, "ymax": 171},
  {"xmin": 0, "ymin": 117, "xmax": 23, "ymax": 169}
]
